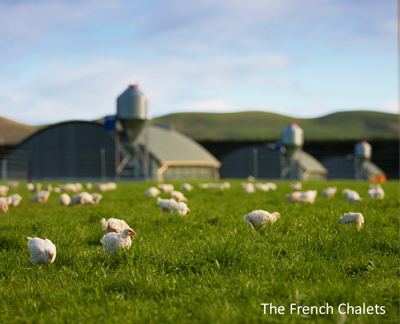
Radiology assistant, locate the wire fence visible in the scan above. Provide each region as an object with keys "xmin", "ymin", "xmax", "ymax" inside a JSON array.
[
  {"xmin": 0, "ymin": 149, "xmax": 116, "ymax": 181},
  {"xmin": 0, "ymin": 148, "xmax": 398, "ymax": 181}
]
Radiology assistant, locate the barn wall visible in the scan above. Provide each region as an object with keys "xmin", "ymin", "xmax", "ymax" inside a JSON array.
[
  {"xmin": 219, "ymin": 146, "xmax": 281, "ymax": 179},
  {"xmin": 162, "ymin": 166, "xmax": 216, "ymax": 180},
  {"xmin": 8, "ymin": 122, "xmax": 116, "ymax": 180},
  {"xmin": 199, "ymin": 139, "xmax": 399, "ymax": 179}
]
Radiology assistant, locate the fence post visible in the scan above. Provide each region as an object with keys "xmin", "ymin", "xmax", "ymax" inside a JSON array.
[
  {"xmin": 253, "ymin": 148, "xmax": 258, "ymax": 179},
  {"xmin": 2, "ymin": 159, "xmax": 7, "ymax": 181},
  {"xmin": 101, "ymin": 148, "xmax": 106, "ymax": 181}
]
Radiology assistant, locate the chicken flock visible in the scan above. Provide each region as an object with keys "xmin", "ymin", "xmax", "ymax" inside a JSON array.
[{"xmin": 0, "ymin": 180, "xmax": 385, "ymax": 265}]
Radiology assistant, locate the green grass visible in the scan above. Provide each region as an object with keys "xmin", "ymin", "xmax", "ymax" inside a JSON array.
[
  {"xmin": 152, "ymin": 110, "xmax": 399, "ymax": 140},
  {"xmin": 0, "ymin": 180, "xmax": 398, "ymax": 323}
]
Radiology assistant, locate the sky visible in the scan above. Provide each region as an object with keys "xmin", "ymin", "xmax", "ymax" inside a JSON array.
[{"xmin": 0, "ymin": 0, "xmax": 397, "ymax": 125}]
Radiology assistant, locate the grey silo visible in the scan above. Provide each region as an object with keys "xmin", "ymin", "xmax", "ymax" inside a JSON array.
[
  {"xmin": 116, "ymin": 84, "xmax": 148, "ymax": 143},
  {"xmin": 280, "ymin": 122, "xmax": 304, "ymax": 179}
]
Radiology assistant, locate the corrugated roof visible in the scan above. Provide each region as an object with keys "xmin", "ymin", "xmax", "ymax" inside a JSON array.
[
  {"xmin": 137, "ymin": 125, "xmax": 220, "ymax": 166},
  {"xmin": 294, "ymin": 150, "xmax": 327, "ymax": 172},
  {"xmin": 363, "ymin": 160, "xmax": 385, "ymax": 176}
]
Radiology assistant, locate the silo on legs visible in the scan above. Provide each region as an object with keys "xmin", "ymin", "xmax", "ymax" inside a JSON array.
[
  {"xmin": 115, "ymin": 84, "xmax": 149, "ymax": 180},
  {"xmin": 280, "ymin": 122, "xmax": 303, "ymax": 180}
]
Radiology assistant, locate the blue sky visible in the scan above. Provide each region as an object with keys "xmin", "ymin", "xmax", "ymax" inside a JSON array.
[{"xmin": 0, "ymin": 0, "xmax": 397, "ymax": 125}]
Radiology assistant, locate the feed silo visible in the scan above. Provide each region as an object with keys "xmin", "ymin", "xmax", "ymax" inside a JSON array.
[
  {"xmin": 280, "ymin": 122, "xmax": 303, "ymax": 179},
  {"xmin": 354, "ymin": 140, "xmax": 372, "ymax": 180},
  {"xmin": 116, "ymin": 84, "xmax": 147, "ymax": 143},
  {"xmin": 115, "ymin": 84, "xmax": 149, "ymax": 179}
]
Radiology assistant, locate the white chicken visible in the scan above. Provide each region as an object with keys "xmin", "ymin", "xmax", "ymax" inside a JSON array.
[
  {"xmin": 59, "ymin": 193, "xmax": 71, "ymax": 206},
  {"xmin": 59, "ymin": 183, "xmax": 77, "ymax": 192},
  {"xmin": 0, "ymin": 185, "xmax": 9, "ymax": 197},
  {"xmin": 301, "ymin": 190, "xmax": 318, "ymax": 203},
  {"xmin": 31, "ymin": 190, "xmax": 50, "ymax": 203},
  {"xmin": 290, "ymin": 182, "xmax": 302, "ymax": 191},
  {"xmin": 95, "ymin": 182, "xmax": 117, "ymax": 192},
  {"xmin": 255, "ymin": 183, "xmax": 276, "ymax": 191},
  {"xmin": 321, "ymin": 187, "xmax": 337, "ymax": 198},
  {"xmin": 215, "ymin": 182, "xmax": 231, "ymax": 190},
  {"xmin": 181, "ymin": 183, "xmax": 193, "ymax": 191},
  {"xmin": 198, "ymin": 183, "xmax": 215, "ymax": 189},
  {"xmin": 338, "ymin": 212, "xmax": 364, "ymax": 229},
  {"xmin": 27, "ymin": 237, "xmax": 56, "ymax": 265},
  {"xmin": 344, "ymin": 190, "xmax": 362, "ymax": 203},
  {"xmin": 26, "ymin": 183, "xmax": 34, "ymax": 191},
  {"xmin": 342, "ymin": 189, "xmax": 352, "ymax": 197},
  {"xmin": 144, "ymin": 187, "xmax": 161, "ymax": 197},
  {"xmin": 75, "ymin": 183, "xmax": 83, "ymax": 191},
  {"xmin": 45, "ymin": 184, "xmax": 52, "ymax": 192},
  {"xmin": 0, "ymin": 198, "xmax": 9, "ymax": 214},
  {"xmin": 33, "ymin": 183, "xmax": 42, "ymax": 192},
  {"xmin": 86, "ymin": 183, "xmax": 93, "ymax": 189},
  {"xmin": 369, "ymin": 184, "xmax": 381, "ymax": 189},
  {"xmin": 101, "ymin": 218, "xmax": 130, "ymax": 234},
  {"xmin": 286, "ymin": 191, "xmax": 302, "ymax": 203},
  {"xmin": 7, "ymin": 181, "xmax": 18, "ymax": 190},
  {"xmin": 174, "ymin": 202, "xmax": 191, "ymax": 215},
  {"xmin": 157, "ymin": 183, "xmax": 174, "ymax": 193},
  {"xmin": 53, "ymin": 187, "xmax": 61, "ymax": 193},
  {"xmin": 222, "ymin": 182, "xmax": 231, "ymax": 189},
  {"xmin": 100, "ymin": 228, "xmax": 136, "ymax": 254},
  {"xmin": 7, "ymin": 194, "xmax": 22, "ymax": 207},
  {"xmin": 94, "ymin": 183, "xmax": 108, "ymax": 192},
  {"xmin": 69, "ymin": 192, "xmax": 94, "ymax": 205},
  {"xmin": 171, "ymin": 190, "xmax": 188, "ymax": 202},
  {"xmin": 106, "ymin": 182, "xmax": 117, "ymax": 190},
  {"xmin": 242, "ymin": 183, "xmax": 255, "ymax": 194},
  {"xmin": 243, "ymin": 210, "xmax": 281, "ymax": 230},
  {"xmin": 91, "ymin": 193, "xmax": 103, "ymax": 204},
  {"xmin": 157, "ymin": 197, "xmax": 177, "ymax": 213},
  {"xmin": 367, "ymin": 187, "xmax": 385, "ymax": 199}
]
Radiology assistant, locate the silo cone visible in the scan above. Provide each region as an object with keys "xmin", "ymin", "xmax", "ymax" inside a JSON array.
[{"xmin": 116, "ymin": 84, "xmax": 147, "ymax": 143}]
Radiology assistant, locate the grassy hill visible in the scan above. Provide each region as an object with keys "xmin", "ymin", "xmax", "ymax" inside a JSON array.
[
  {"xmin": 0, "ymin": 110, "xmax": 398, "ymax": 145},
  {"xmin": 0, "ymin": 117, "xmax": 41, "ymax": 146},
  {"xmin": 151, "ymin": 110, "xmax": 399, "ymax": 141}
]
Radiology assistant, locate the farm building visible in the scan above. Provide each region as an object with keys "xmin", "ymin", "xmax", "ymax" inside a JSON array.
[
  {"xmin": 219, "ymin": 145, "xmax": 327, "ymax": 180},
  {"xmin": 5, "ymin": 121, "xmax": 221, "ymax": 181},
  {"xmin": 320, "ymin": 156, "xmax": 385, "ymax": 180}
]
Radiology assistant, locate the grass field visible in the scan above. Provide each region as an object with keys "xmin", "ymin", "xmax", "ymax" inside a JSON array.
[{"xmin": 0, "ymin": 180, "xmax": 398, "ymax": 323}]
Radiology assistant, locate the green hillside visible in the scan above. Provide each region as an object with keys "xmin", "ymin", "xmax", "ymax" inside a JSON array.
[
  {"xmin": 0, "ymin": 110, "xmax": 398, "ymax": 146},
  {"xmin": 0, "ymin": 117, "xmax": 41, "ymax": 146},
  {"xmin": 151, "ymin": 110, "xmax": 399, "ymax": 141}
]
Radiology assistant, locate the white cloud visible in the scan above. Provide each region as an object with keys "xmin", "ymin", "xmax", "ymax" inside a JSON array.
[
  {"xmin": 376, "ymin": 100, "xmax": 399, "ymax": 114},
  {"xmin": 0, "ymin": 0, "xmax": 396, "ymax": 124},
  {"xmin": 168, "ymin": 99, "xmax": 238, "ymax": 114}
]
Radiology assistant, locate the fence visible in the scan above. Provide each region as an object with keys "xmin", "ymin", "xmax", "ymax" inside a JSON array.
[
  {"xmin": 0, "ymin": 148, "xmax": 116, "ymax": 181},
  {"xmin": 0, "ymin": 148, "xmax": 398, "ymax": 181},
  {"xmin": 0, "ymin": 150, "xmax": 30, "ymax": 180}
]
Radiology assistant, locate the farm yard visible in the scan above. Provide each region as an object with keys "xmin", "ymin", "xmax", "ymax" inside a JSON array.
[{"xmin": 0, "ymin": 180, "xmax": 398, "ymax": 323}]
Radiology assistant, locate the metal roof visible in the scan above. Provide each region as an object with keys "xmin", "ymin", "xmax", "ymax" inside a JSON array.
[
  {"xmin": 362, "ymin": 160, "xmax": 385, "ymax": 177},
  {"xmin": 321, "ymin": 156, "xmax": 385, "ymax": 179},
  {"xmin": 294, "ymin": 150, "xmax": 327, "ymax": 173},
  {"xmin": 137, "ymin": 125, "xmax": 220, "ymax": 167}
]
